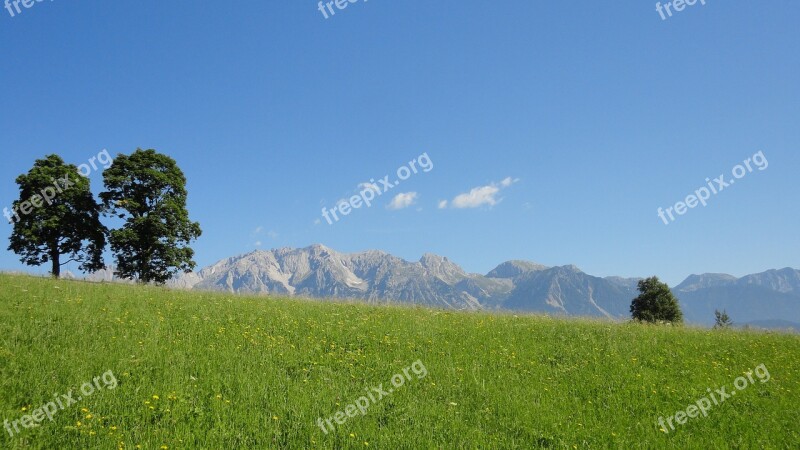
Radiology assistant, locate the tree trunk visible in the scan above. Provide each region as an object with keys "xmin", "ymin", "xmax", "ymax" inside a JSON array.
[{"xmin": 50, "ymin": 247, "xmax": 60, "ymax": 278}]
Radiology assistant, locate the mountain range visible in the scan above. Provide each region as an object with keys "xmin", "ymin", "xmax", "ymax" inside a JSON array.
[{"xmin": 157, "ymin": 244, "xmax": 799, "ymax": 329}]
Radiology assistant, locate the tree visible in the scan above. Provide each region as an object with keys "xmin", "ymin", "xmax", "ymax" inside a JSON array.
[
  {"xmin": 6, "ymin": 155, "xmax": 106, "ymax": 278},
  {"xmin": 100, "ymin": 149, "xmax": 201, "ymax": 284},
  {"xmin": 713, "ymin": 309, "xmax": 733, "ymax": 329},
  {"xmin": 630, "ymin": 276, "xmax": 683, "ymax": 324}
]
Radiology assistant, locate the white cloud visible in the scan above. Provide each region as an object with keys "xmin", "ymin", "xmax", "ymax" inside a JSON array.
[
  {"xmin": 253, "ymin": 226, "xmax": 263, "ymax": 234},
  {"xmin": 452, "ymin": 185, "xmax": 500, "ymax": 208},
  {"xmin": 254, "ymin": 241, "xmax": 262, "ymax": 247},
  {"xmin": 387, "ymin": 192, "xmax": 418, "ymax": 210},
  {"xmin": 267, "ymin": 230, "xmax": 278, "ymax": 239},
  {"xmin": 500, "ymin": 177, "xmax": 519, "ymax": 187},
  {"xmin": 449, "ymin": 177, "xmax": 518, "ymax": 209},
  {"xmin": 438, "ymin": 200, "xmax": 448, "ymax": 209}
]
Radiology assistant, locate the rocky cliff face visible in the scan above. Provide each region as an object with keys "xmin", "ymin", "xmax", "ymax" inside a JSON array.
[
  {"xmin": 170, "ymin": 245, "xmax": 644, "ymax": 317},
  {"xmin": 181, "ymin": 245, "xmax": 506, "ymax": 310},
  {"xmin": 168, "ymin": 245, "xmax": 800, "ymax": 326}
]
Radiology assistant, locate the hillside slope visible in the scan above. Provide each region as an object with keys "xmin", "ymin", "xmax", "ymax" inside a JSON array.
[{"xmin": 1, "ymin": 274, "xmax": 798, "ymax": 448}]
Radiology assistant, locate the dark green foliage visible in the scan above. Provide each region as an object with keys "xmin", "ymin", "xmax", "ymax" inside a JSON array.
[
  {"xmin": 7, "ymin": 155, "xmax": 106, "ymax": 277},
  {"xmin": 630, "ymin": 276, "xmax": 684, "ymax": 324},
  {"xmin": 100, "ymin": 149, "xmax": 201, "ymax": 284},
  {"xmin": 714, "ymin": 309, "xmax": 733, "ymax": 329}
]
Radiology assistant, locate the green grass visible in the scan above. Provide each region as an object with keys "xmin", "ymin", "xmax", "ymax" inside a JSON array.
[{"xmin": 0, "ymin": 274, "xmax": 798, "ymax": 449}]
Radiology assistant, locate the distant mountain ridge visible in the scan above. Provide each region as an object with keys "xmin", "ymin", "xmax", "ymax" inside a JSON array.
[
  {"xmin": 674, "ymin": 268, "xmax": 800, "ymax": 326},
  {"xmin": 168, "ymin": 245, "xmax": 800, "ymax": 328}
]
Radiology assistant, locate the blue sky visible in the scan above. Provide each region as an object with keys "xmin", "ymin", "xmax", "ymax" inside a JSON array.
[{"xmin": 1, "ymin": 1, "xmax": 798, "ymax": 286}]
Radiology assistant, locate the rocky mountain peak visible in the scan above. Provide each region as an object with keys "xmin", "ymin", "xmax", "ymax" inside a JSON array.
[
  {"xmin": 419, "ymin": 253, "xmax": 466, "ymax": 284},
  {"xmin": 164, "ymin": 246, "xmax": 800, "ymax": 328},
  {"xmin": 486, "ymin": 260, "xmax": 548, "ymax": 279}
]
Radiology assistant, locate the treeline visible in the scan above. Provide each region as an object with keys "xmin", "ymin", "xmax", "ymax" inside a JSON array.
[{"xmin": 5, "ymin": 149, "xmax": 201, "ymax": 284}]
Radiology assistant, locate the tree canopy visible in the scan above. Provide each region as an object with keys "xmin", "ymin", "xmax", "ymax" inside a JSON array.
[
  {"xmin": 100, "ymin": 149, "xmax": 201, "ymax": 284},
  {"xmin": 630, "ymin": 276, "xmax": 684, "ymax": 324},
  {"xmin": 7, "ymin": 154, "xmax": 106, "ymax": 277}
]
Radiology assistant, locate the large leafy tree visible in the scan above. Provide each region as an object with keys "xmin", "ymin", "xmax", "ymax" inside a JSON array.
[
  {"xmin": 630, "ymin": 276, "xmax": 684, "ymax": 324},
  {"xmin": 7, "ymin": 155, "xmax": 106, "ymax": 278},
  {"xmin": 100, "ymin": 149, "xmax": 201, "ymax": 284}
]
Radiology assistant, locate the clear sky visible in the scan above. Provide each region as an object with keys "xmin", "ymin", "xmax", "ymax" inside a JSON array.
[{"xmin": 1, "ymin": 1, "xmax": 798, "ymax": 286}]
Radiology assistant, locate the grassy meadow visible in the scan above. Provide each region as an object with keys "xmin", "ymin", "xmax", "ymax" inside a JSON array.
[{"xmin": 0, "ymin": 273, "xmax": 798, "ymax": 449}]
